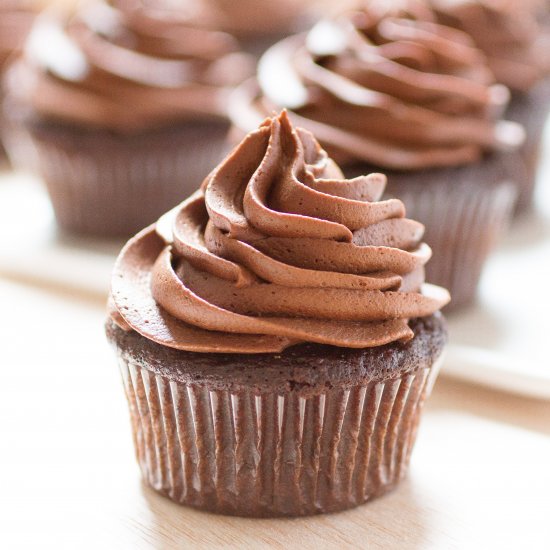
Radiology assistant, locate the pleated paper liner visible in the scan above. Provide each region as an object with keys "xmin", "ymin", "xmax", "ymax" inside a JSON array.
[
  {"xmin": 109, "ymin": 316, "xmax": 446, "ymax": 518},
  {"xmin": 380, "ymin": 155, "xmax": 518, "ymax": 311},
  {"xmin": 119, "ymin": 358, "xmax": 442, "ymax": 517},
  {"xmin": 3, "ymin": 119, "xmax": 230, "ymax": 238},
  {"xmin": 506, "ymin": 79, "xmax": 550, "ymax": 214}
]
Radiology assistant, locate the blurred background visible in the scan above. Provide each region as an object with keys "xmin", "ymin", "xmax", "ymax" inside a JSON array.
[{"xmin": 1, "ymin": 1, "xmax": 550, "ymax": 548}]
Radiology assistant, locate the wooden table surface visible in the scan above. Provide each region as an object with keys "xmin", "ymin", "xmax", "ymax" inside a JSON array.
[{"xmin": 1, "ymin": 275, "xmax": 549, "ymax": 550}]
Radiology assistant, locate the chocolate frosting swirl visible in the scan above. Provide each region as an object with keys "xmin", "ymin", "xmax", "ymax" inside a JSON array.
[
  {"xmin": 231, "ymin": 1, "xmax": 524, "ymax": 170},
  {"xmin": 7, "ymin": 0, "xmax": 253, "ymax": 131},
  {"xmin": 430, "ymin": 0, "xmax": 550, "ymax": 93},
  {"xmin": 110, "ymin": 112, "xmax": 449, "ymax": 353}
]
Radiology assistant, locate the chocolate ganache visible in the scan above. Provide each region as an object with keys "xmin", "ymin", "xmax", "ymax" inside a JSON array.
[{"xmin": 110, "ymin": 112, "xmax": 450, "ymax": 353}]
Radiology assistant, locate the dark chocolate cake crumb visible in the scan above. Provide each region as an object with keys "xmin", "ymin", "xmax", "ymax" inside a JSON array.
[{"xmin": 106, "ymin": 313, "xmax": 447, "ymax": 397}]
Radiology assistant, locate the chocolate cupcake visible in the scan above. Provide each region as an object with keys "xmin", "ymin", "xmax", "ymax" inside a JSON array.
[
  {"xmin": 2, "ymin": 0, "xmax": 253, "ymax": 237},
  {"xmin": 429, "ymin": 0, "xmax": 550, "ymax": 213},
  {"xmin": 106, "ymin": 111, "xmax": 450, "ymax": 517},
  {"xmin": 0, "ymin": 0, "xmax": 37, "ymax": 164},
  {"xmin": 229, "ymin": 2, "xmax": 524, "ymax": 309},
  {"xmin": 185, "ymin": 0, "xmax": 323, "ymax": 56}
]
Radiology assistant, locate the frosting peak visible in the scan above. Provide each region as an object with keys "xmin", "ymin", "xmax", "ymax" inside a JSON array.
[{"xmin": 111, "ymin": 112, "xmax": 450, "ymax": 353}]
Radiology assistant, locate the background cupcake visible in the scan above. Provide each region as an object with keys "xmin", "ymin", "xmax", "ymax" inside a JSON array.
[
  {"xmin": 183, "ymin": 0, "xmax": 326, "ymax": 56},
  {"xmin": 0, "ymin": 0, "xmax": 38, "ymax": 164},
  {"xmin": 429, "ymin": 0, "xmax": 550, "ymax": 213},
  {"xmin": 230, "ymin": 1, "xmax": 524, "ymax": 310},
  {"xmin": 107, "ymin": 111, "xmax": 450, "ymax": 517},
  {"xmin": 0, "ymin": 1, "xmax": 37, "ymax": 85},
  {"xmin": 2, "ymin": 0, "xmax": 253, "ymax": 237}
]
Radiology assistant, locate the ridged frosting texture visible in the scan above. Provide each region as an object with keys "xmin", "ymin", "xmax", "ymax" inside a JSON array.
[
  {"xmin": 8, "ymin": 0, "xmax": 253, "ymax": 131},
  {"xmin": 235, "ymin": 0, "xmax": 524, "ymax": 170},
  {"xmin": 430, "ymin": 0, "xmax": 550, "ymax": 93},
  {"xmin": 0, "ymin": 1, "xmax": 36, "ymax": 69},
  {"xmin": 111, "ymin": 112, "xmax": 450, "ymax": 353}
]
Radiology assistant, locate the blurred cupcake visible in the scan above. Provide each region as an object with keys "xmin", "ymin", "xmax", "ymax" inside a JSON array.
[
  {"xmin": 0, "ymin": 1, "xmax": 37, "ymax": 81},
  {"xmin": 230, "ymin": 1, "xmax": 524, "ymax": 309},
  {"xmin": 185, "ymin": 0, "xmax": 324, "ymax": 56},
  {"xmin": 430, "ymin": 0, "xmax": 550, "ymax": 212},
  {"xmin": 106, "ymin": 111, "xmax": 450, "ymax": 517},
  {"xmin": 2, "ymin": 0, "xmax": 253, "ymax": 237},
  {"xmin": 0, "ymin": 0, "xmax": 37, "ymax": 164}
]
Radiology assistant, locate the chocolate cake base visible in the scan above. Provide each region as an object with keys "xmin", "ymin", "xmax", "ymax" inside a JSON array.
[
  {"xmin": 106, "ymin": 314, "xmax": 447, "ymax": 517},
  {"xmin": 346, "ymin": 153, "xmax": 518, "ymax": 311},
  {"xmin": 4, "ymin": 116, "xmax": 229, "ymax": 238}
]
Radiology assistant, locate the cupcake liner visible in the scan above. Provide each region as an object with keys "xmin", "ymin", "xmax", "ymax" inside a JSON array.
[
  {"xmin": 116, "ymin": 351, "xmax": 442, "ymax": 517},
  {"xmin": 4, "ymin": 119, "xmax": 229, "ymax": 237},
  {"xmin": 380, "ymin": 156, "xmax": 518, "ymax": 311},
  {"xmin": 1, "ymin": 111, "xmax": 39, "ymax": 170},
  {"xmin": 506, "ymin": 78, "xmax": 550, "ymax": 214},
  {"xmin": 0, "ymin": 114, "xmax": 6, "ymax": 166},
  {"xmin": 0, "ymin": 140, "xmax": 8, "ymax": 167},
  {"xmin": 0, "ymin": 111, "xmax": 18, "ymax": 168}
]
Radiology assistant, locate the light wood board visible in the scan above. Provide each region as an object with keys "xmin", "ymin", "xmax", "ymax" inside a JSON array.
[{"xmin": 1, "ymin": 278, "xmax": 549, "ymax": 549}]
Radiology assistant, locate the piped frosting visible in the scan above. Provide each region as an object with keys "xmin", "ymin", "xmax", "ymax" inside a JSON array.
[{"xmin": 110, "ymin": 111, "xmax": 450, "ymax": 353}]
